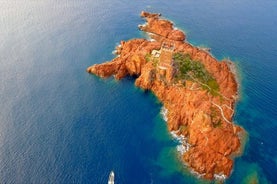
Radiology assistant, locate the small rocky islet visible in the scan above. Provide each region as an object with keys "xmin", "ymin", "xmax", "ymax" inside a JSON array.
[{"xmin": 87, "ymin": 11, "xmax": 245, "ymax": 180}]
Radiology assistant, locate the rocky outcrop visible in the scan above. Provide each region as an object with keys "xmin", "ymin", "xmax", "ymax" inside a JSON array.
[
  {"xmin": 139, "ymin": 11, "xmax": 185, "ymax": 42},
  {"xmin": 167, "ymin": 29, "xmax": 186, "ymax": 41},
  {"xmin": 87, "ymin": 39, "xmax": 161, "ymax": 79},
  {"xmin": 87, "ymin": 11, "xmax": 245, "ymax": 180}
]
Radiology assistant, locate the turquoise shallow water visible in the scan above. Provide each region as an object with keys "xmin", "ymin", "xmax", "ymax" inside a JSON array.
[{"xmin": 0, "ymin": 0, "xmax": 277, "ymax": 183}]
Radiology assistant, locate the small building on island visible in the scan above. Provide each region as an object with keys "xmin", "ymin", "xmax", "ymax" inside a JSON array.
[
  {"xmin": 157, "ymin": 42, "xmax": 175, "ymax": 83},
  {"xmin": 151, "ymin": 49, "xmax": 161, "ymax": 58}
]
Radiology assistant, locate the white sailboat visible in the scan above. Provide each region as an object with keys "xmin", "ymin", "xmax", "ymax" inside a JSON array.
[{"xmin": 108, "ymin": 171, "xmax": 114, "ymax": 184}]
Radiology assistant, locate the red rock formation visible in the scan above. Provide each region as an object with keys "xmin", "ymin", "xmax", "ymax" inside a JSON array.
[
  {"xmin": 168, "ymin": 29, "xmax": 186, "ymax": 41},
  {"xmin": 87, "ymin": 11, "xmax": 245, "ymax": 180},
  {"xmin": 139, "ymin": 11, "xmax": 185, "ymax": 42}
]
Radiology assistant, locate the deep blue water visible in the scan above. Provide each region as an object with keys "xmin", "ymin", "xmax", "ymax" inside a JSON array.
[{"xmin": 0, "ymin": 0, "xmax": 277, "ymax": 183}]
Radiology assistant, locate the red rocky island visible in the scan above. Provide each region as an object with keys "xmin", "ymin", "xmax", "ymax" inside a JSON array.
[{"xmin": 87, "ymin": 11, "xmax": 245, "ymax": 180}]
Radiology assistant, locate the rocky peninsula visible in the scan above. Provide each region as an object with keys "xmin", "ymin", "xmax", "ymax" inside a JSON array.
[{"xmin": 87, "ymin": 11, "xmax": 245, "ymax": 180}]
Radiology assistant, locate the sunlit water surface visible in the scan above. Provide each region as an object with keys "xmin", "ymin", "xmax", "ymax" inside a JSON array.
[{"xmin": 0, "ymin": 0, "xmax": 277, "ymax": 183}]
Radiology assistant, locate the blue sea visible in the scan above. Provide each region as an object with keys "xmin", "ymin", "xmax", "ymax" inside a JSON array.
[{"xmin": 0, "ymin": 0, "xmax": 277, "ymax": 183}]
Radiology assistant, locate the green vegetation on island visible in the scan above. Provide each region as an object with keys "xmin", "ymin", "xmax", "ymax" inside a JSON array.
[
  {"xmin": 145, "ymin": 53, "xmax": 151, "ymax": 62},
  {"xmin": 173, "ymin": 52, "xmax": 219, "ymax": 96}
]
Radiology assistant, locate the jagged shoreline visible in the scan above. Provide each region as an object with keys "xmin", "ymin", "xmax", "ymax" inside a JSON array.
[{"xmin": 87, "ymin": 11, "xmax": 245, "ymax": 180}]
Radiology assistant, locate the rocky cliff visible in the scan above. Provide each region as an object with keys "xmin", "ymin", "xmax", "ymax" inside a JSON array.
[{"xmin": 87, "ymin": 11, "xmax": 245, "ymax": 180}]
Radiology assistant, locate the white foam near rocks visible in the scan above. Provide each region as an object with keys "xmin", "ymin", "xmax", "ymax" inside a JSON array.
[
  {"xmin": 190, "ymin": 170, "xmax": 206, "ymax": 178},
  {"xmin": 112, "ymin": 50, "xmax": 117, "ymax": 55},
  {"xmin": 160, "ymin": 106, "xmax": 191, "ymax": 155},
  {"xmin": 170, "ymin": 130, "xmax": 191, "ymax": 155},
  {"xmin": 214, "ymin": 173, "xmax": 227, "ymax": 180},
  {"xmin": 160, "ymin": 106, "xmax": 168, "ymax": 121},
  {"xmin": 145, "ymin": 32, "xmax": 156, "ymax": 42},
  {"xmin": 160, "ymin": 106, "xmax": 227, "ymax": 180}
]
